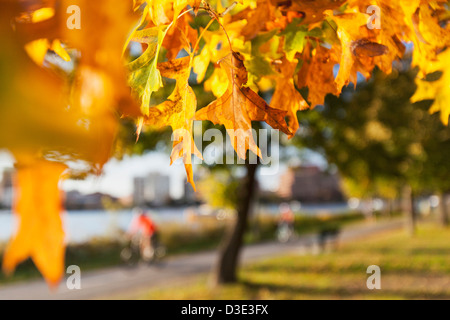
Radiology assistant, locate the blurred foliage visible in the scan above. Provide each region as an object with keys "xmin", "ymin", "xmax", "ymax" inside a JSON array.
[
  {"xmin": 197, "ymin": 171, "xmax": 240, "ymax": 209},
  {"xmin": 293, "ymin": 67, "xmax": 450, "ymax": 198}
]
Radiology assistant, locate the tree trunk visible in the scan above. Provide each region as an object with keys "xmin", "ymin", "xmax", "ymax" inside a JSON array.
[
  {"xmin": 213, "ymin": 163, "xmax": 258, "ymax": 285},
  {"xmin": 438, "ymin": 192, "xmax": 449, "ymax": 227},
  {"xmin": 387, "ymin": 198, "xmax": 394, "ymax": 218},
  {"xmin": 402, "ymin": 185, "xmax": 416, "ymax": 236}
]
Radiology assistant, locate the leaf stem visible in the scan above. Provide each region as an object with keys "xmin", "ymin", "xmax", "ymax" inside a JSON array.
[
  {"xmin": 191, "ymin": 18, "xmax": 215, "ymax": 56},
  {"xmin": 207, "ymin": 9, "xmax": 233, "ymax": 52},
  {"xmin": 165, "ymin": 8, "xmax": 194, "ymax": 35}
]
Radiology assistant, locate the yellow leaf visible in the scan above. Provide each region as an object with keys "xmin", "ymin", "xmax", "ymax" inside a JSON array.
[
  {"xmin": 25, "ymin": 39, "xmax": 71, "ymax": 66},
  {"xmin": 30, "ymin": 7, "xmax": 55, "ymax": 23},
  {"xmin": 51, "ymin": 39, "xmax": 71, "ymax": 62},
  {"xmin": 204, "ymin": 67, "xmax": 229, "ymax": 97},
  {"xmin": 411, "ymin": 49, "xmax": 450, "ymax": 125},
  {"xmin": 2, "ymin": 157, "xmax": 67, "ymax": 287},
  {"xmin": 139, "ymin": 0, "xmax": 195, "ymax": 26},
  {"xmin": 328, "ymin": 11, "xmax": 372, "ymax": 91},
  {"xmin": 193, "ymin": 20, "xmax": 247, "ymax": 83},
  {"xmin": 24, "ymin": 39, "xmax": 50, "ymax": 66},
  {"xmin": 147, "ymin": 57, "xmax": 203, "ymax": 189}
]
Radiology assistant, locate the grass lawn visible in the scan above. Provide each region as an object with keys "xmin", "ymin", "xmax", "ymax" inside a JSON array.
[{"xmin": 141, "ymin": 224, "xmax": 450, "ymax": 300}]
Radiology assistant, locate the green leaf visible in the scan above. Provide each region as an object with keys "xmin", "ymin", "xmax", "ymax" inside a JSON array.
[
  {"xmin": 127, "ymin": 26, "xmax": 166, "ymax": 117},
  {"xmin": 251, "ymin": 29, "xmax": 278, "ymax": 57},
  {"xmin": 281, "ymin": 19, "xmax": 323, "ymax": 61},
  {"xmin": 242, "ymin": 30, "xmax": 279, "ymax": 81},
  {"xmin": 246, "ymin": 56, "xmax": 274, "ymax": 80}
]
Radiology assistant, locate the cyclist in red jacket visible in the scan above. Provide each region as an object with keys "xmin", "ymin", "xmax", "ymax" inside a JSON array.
[{"xmin": 128, "ymin": 209, "xmax": 158, "ymax": 261}]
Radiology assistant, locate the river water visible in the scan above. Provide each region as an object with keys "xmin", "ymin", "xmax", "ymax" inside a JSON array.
[
  {"xmin": 0, "ymin": 203, "xmax": 351, "ymax": 244},
  {"xmin": 0, "ymin": 208, "xmax": 190, "ymax": 244}
]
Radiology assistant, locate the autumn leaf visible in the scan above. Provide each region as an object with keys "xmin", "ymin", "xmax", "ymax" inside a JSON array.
[
  {"xmin": 411, "ymin": 49, "xmax": 450, "ymax": 125},
  {"xmin": 127, "ymin": 26, "xmax": 166, "ymax": 134},
  {"xmin": 193, "ymin": 19, "xmax": 247, "ymax": 83},
  {"xmin": 146, "ymin": 57, "xmax": 203, "ymax": 189},
  {"xmin": 234, "ymin": 0, "xmax": 274, "ymax": 41},
  {"xmin": 17, "ymin": 7, "xmax": 70, "ymax": 66},
  {"xmin": 25, "ymin": 39, "xmax": 71, "ymax": 66},
  {"xmin": 274, "ymin": 0, "xmax": 346, "ymax": 25},
  {"xmin": 352, "ymin": 39, "xmax": 388, "ymax": 58},
  {"xmin": 239, "ymin": 30, "xmax": 279, "ymax": 88},
  {"xmin": 2, "ymin": 157, "xmax": 67, "ymax": 287},
  {"xmin": 136, "ymin": 0, "xmax": 194, "ymax": 26},
  {"xmin": 346, "ymin": 0, "xmax": 447, "ymax": 75},
  {"xmin": 297, "ymin": 44, "xmax": 340, "ymax": 108},
  {"xmin": 0, "ymin": 1, "xmax": 140, "ymax": 285},
  {"xmin": 70, "ymin": 67, "xmax": 120, "ymax": 167},
  {"xmin": 195, "ymin": 52, "xmax": 290, "ymax": 159},
  {"xmin": 162, "ymin": 12, "xmax": 198, "ymax": 60},
  {"xmin": 412, "ymin": 1, "xmax": 450, "ymax": 74},
  {"xmin": 280, "ymin": 19, "xmax": 322, "ymax": 61},
  {"xmin": 62, "ymin": 0, "xmax": 140, "ymax": 167},
  {"xmin": 63, "ymin": 0, "xmax": 140, "ymax": 118},
  {"xmin": 271, "ymin": 58, "xmax": 309, "ymax": 137},
  {"xmin": 327, "ymin": 11, "xmax": 372, "ymax": 92},
  {"xmin": 0, "ymin": 6, "xmax": 99, "ymax": 158}
]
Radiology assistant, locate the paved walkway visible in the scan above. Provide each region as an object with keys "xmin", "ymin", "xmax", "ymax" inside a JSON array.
[{"xmin": 0, "ymin": 219, "xmax": 404, "ymax": 300}]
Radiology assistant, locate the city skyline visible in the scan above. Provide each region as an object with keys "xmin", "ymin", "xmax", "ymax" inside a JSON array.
[{"xmin": 0, "ymin": 151, "xmax": 315, "ymax": 200}]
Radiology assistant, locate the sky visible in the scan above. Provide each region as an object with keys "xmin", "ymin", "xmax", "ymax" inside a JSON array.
[
  {"xmin": 0, "ymin": 151, "xmax": 290, "ymax": 200},
  {"xmin": 62, "ymin": 153, "xmax": 190, "ymax": 199},
  {"xmin": 0, "ymin": 151, "xmax": 187, "ymax": 198}
]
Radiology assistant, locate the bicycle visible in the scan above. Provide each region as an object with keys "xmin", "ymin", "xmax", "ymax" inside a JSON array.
[
  {"xmin": 276, "ymin": 222, "xmax": 295, "ymax": 243},
  {"xmin": 120, "ymin": 233, "xmax": 166, "ymax": 266}
]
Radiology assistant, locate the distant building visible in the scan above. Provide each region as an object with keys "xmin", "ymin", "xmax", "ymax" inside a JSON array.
[
  {"xmin": 0, "ymin": 169, "xmax": 13, "ymax": 208},
  {"xmin": 133, "ymin": 177, "xmax": 146, "ymax": 206},
  {"xmin": 65, "ymin": 190, "xmax": 118, "ymax": 210},
  {"xmin": 133, "ymin": 172, "xmax": 171, "ymax": 206},
  {"xmin": 277, "ymin": 166, "xmax": 345, "ymax": 203},
  {"xmin": 181, "ymin": 168, "xmax": 208, "ymax": 205}
]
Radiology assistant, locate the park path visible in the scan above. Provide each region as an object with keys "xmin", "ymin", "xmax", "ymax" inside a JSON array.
[{"xmin": 0, "ymin": 218, "xmax": 404, "ymax": 300}]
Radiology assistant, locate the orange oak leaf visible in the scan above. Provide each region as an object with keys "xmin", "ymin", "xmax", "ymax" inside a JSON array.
[
  {"xmin": 274, "ymin": 0, "xmax": 346, "ymax": 25},
  {"xmin": 195, "ymin": 52, "xmax": 291, "ymax": 159},
  {"xmin": 271, "ymin": 58, "xmax": 309, "ymax": 137},
  {"xmin": 162, "ymin": 12, "xmax": 198, "ymax": 60},
  {"xmin": 297, "ymin": 44, "xmax": 340, "ymax": 108},
  {"xmin": 2, "ymin": 157, "xmax": 67, "ymax": 287},
  {"xmin": 233, "ymin": 0, "xmax": 274, "ymax": 41}
]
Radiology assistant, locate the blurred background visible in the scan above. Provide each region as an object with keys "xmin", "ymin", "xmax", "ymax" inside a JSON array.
[{"xmin": 0, "ymin": 59, "xmax": 449, "ymax": 299}]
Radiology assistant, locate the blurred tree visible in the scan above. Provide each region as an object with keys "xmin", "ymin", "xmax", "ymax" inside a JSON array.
[
  {"xmin": 195, "ymin": 121, "xmax": 264, "ymax": 284},
  {"xmin": 294, "ymin": 67, "xmax": 450, "ymax": 233}
]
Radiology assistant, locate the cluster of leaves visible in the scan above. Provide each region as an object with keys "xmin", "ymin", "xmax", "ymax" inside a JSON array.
[
  {"xmin": 126, "ymin": 0, "xmax": 450, "ymax": 188},
  {"xmin": 1, "ymin": 0, "xmax": 450, "ymax": 285},
  {"xmin": 296, "ymin": 67, "xmax": 450, "ymax": 200}
]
